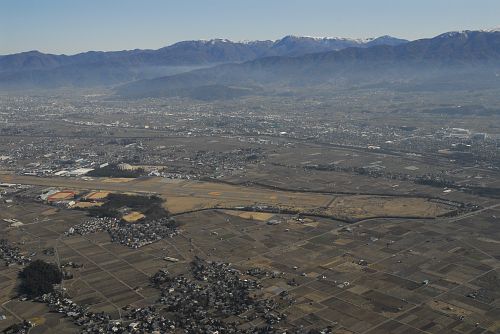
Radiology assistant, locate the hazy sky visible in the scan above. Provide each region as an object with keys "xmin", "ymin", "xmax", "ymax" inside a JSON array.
[{"xmin": 1, "ymin": 0, "xmax": 499, "ymax": 55}]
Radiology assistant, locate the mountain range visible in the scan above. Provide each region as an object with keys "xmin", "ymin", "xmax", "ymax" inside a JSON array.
[
  {"xmin": 2, "ymin": 30, "xmax": 500, "ymax": 98},
  {"xmin": 0, "ymin": 35, "xmax": 407, "ymax": 90},
  {"xmin": 117, "ymin": 30, "xmax": 500, "ymax": 99}
]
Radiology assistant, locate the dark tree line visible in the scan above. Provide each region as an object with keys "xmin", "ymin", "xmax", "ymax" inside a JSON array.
[{"xmin": 87, "ymin": 164, "xmax": 145, "ymax": 178}]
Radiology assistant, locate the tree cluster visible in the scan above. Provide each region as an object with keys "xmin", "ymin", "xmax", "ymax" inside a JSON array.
[{"xmin": 18, "ymin": 260, "xmax": 62, "ymax": 298}]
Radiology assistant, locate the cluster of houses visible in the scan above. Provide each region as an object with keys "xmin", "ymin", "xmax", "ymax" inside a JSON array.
[
  {"xmin": 151, "ymin": 258, "xmax": 289, "ymax": 332},
  {"xmin": 28, "ymin": 262, "xmax": 333, "ymax": 334},
  {"xmin": 67, "ymin": 217, "xmax": 179, "ymax": 249},
  {"xmin": 0, "ymin": 239, "xmax": 31, "ymax": 266},
  {"xmin": 39, "ymin": 292, "xmax": 177, "ymax": 333}
]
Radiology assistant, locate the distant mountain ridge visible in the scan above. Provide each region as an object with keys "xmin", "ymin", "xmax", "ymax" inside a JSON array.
[
  {"xmin": 116, "ymin": 30, "xmax": 500, "ymax": 99},
  {"xmin": 267, "ymin": 35, "xmax": 408, "ymax": 57},
  {"xmin": 0, "ymin": 35, "xmax": 408, "ymax": 89},
  {"xmin": 5, "ymin": 30, "xmax": 500, "ymax": 97}
]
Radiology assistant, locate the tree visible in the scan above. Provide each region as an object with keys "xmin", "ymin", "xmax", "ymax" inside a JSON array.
[{"xmin": 18, "ymin": 260, "xmax": 62, "ymax": 298}]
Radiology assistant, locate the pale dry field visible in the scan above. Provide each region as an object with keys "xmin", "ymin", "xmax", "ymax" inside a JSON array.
[
  {"xmin": 222, "ymin": 210, "xmax": 275, "ymax": 221},
  {"xmin": 0, "ymin": 174, "xmax": 453, "ymax": 220},
  {"xmin": 101, "ymin": 178, "xmax": 134, "ymax": 183},
  {"xmin": 83, "ymin": 191, "xmax": 110, "ymax": 200},
  {"xmin": 164, "ymin": 196, "xmax": 244, "ymax": 213},
  {"xmin": 327, "ymin": 195, "xmax": 450, "ymax": 219},
  {"xmin": 48, "ymin": 191, "xmax": 76, "ymax": 200},
  {"xmin": 71, "ymin": 201, "xmax": 104, "ymax": 209},
  {"xmin": 122, "ymin": 211, "xmax": 145, "ymax": 223}
]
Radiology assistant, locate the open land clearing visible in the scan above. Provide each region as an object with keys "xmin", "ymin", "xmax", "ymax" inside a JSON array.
[
  {"xmin": 83, "ymin": 191, "xmax": 110, "ymax": 201},
  {"xmin": 326, "ymin": 196, "xmax": 450, "ymax": 219},
  {"xmin": 223, "ymin": 210, "xmax": 276, "ymax": 221},
  {"xmin": 122, "ymin": 211, "xmax": 146, "ymax": 223},
  {"xmin": 71, "ymin": 201, "xmax": 104, "ymax": 209},
  {"xmin": 0, "ymin": 174, "xmax": 455, "ymax": 220}
]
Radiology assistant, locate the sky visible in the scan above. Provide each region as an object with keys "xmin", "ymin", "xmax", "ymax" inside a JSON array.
[{"xmin": 1, "ymin": 0, "xmax": 499, "ymax": 55}]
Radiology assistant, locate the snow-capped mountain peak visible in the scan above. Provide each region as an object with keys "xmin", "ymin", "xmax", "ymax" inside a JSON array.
[
  {"xmin": 435, "ymin": 28, "xmax": 500, "ymax": 40},
  {"xmin": 484, "ymin": 26, "xmax": 500, "ymax": 32}
]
